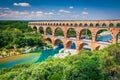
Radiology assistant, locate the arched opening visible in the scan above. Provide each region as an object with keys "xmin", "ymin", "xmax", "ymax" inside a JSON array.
[
  {"xmin": 54, "ymin": 39, "xmax": 64, "ymax": 49},
  {"xmin": 46, "ymin": 27, "xmax": 52, "ymax": 35},
  {"xmin": 70, "ymin": 23, "xmax": 73, "ymax": 26},
  {"xmin": 66, "ymin": 41, "xmax": 76, "ymax": 49},
  {"xmin": 109, "ymin": 23, "xmax": 114, "ymax": 28},
  {"xmin": 66, "ymin": 23, "xmax": 69, "ymax": 26},
  {"xmin": 39, "ymin": 27, "xmax": 44, "ymax": 34},
  {"xmin": 96, "ymin": 29, "xmax": 112, "ymax": 43},
  {"xmin": 79, "ymin": 23, "xmax": 83, "ymax": 26},
  {"xmin": 54, "ymin": 28, "xmax": 64, "ymax": 37},
  {"xmin": 74, "ymin": 23, "xmax": 78, "ymax": 26},
  {"xmin": 67, "ymin": 28, "xmax": 76, "ymax": 39},
  {"xmin": 90, "ymin": 23, "xmax": 94, "ymax": 27},
  {"xmin": 96, "ymin": 23, "xmax": 100, "ymax": 27},
  {"xmin": 102, "ymin": 23, "xmax": 107, "ymax": 27},
  {"xmin": 117, "ymin": 23, "xmax": 120, "ymax": 27},
  {"xmin": 79, "ymin": 29, "xmax": 92, "ymax": 41},
  {"xmin": 84, "ymin": 23, "xmax": 88, "ymax": 27},
  {"xmin": 45, "ymin": 38, "xmax": 52, "ymax": 44},
  {"xmin": 117, "ymin": 32, "xmax": 120, "ymax": 43},
  {"xmin": 33, "ymin": 26, "xmax": 37, "ymax": 31}
]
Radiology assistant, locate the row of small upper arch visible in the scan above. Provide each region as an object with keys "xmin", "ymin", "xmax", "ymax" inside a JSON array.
[{"xmin": 29, "ymin": 22, "xmax": 120, "ymax": 27}]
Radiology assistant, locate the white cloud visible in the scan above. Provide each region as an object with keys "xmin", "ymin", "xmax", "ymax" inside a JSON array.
[
  {"xmin": 69, "ymin": 6, "xmax": 74, "ymax": 9},
  {"xmin": 59, "ymin": 9, "xmax": 70, "ymax": 13},
  {"xmin": 36, "ymin": 11, "xmax": 43, "ymax": 14},
  {"xmin": 45, "ymin": 12, "xmax": 54, "ymax": 15},
  {"xmin": 13, "ymin": 3, "xmax": 30, "ymax": 7},
  {"xmin": 82, "ymin": 11, "xmax": 88, "ymax": 15}
]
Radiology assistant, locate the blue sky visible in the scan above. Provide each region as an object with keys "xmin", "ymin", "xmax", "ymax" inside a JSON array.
[{"xmin": 0, "ymin": 0, "xmax": 120, "ymax": 20}]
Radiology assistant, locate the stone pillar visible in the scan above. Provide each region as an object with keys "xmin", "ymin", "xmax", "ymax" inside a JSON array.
[
  {"xmin": 37, "ymin": 27, "xmax": 39, "ymax": 33},
  {"xmin": 76, "ymin": 31, "xmax": 80, "ymax": 41},
  {"xmin": 112, "ymin": 36, "xmax": 117, "ymax": 44}
]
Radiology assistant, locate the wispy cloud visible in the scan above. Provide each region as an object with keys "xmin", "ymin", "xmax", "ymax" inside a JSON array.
[
  {"xmin": 59, "ymin": 9, "xmax": 70, "ymax": 13},
  {"xmin": 45, "ymin": 12, "xmax": 54, "ymax": 15},
  {"xmin": 82, "ymin": 11, "xmax": 88, "ymax": 15},
  {"xmin": 13, "ymin": 2, "xmax": 30, "ymax": 7},
  {"xmin": 69, "ymin": 6, "xmax": 74, "ymax": 9}
]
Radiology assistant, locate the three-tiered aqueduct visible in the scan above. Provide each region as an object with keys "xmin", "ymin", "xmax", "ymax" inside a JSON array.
[{"xmin": 28, "ymin": 20, "xmax": 120, "ymax": 52}]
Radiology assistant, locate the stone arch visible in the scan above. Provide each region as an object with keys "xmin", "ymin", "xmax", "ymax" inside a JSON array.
[
  {"xmin": 74, "ymin": 23, "xmax": 78, "ymax": 26},
  {"xmin": 39, "ymin": 27, "xmax": 44, "ymax": 34},
  {"xmin": 66, "ymin": 23, "xmax": 69, "ymax": 26},
  {"xmin": 77, "ymin": 43, "xmax": 84, "ymax": 51},
  {"xmin": 116, "ymin": 23, "xmax": 120, "ymax": 27},
  {"xmin": 95, "ymin": 46, "xmax": 100, "ymax": 50},
  {"xmin": 70, "ymin": 23, "xmax": 73, "ymax": 26},
  {"xmin": 79, "ymin": 23, "xmax": 83, "ymax": 26},
  {"xmin": 79, "ymin": 29, "xmax": 92, "ymax": 40},
  {"xmin": 54, "ymin": 27, "xmax": 64, "ymax": 36},
  {"xmin": 56, "ymin": 23, "xmax": 59, "ymax": 26},
  {"xmin": 59, "ymin": 23, "xmax": 62, "ymax": 26},
  {"xmin": 102, "ymin": 23, "xmax": 107, "ymax": 27},
  {"xmin": 63, "ymin": 23, "xmax": 65, "ymax": 26},
  {"xmin": 45, "ymin": 37, "xmax": 52, "ymax": 44},
  {"xmin": 109, "ymin": 23, "xmax": 114, "ymax": 28},
  {"xmin": 46, "ymin": 27, "xmax": 52, "ymax": 35},
  {"xmin": 96, "ymin": 23, "xmax": 100, "ymax": 27},
  {"xmin": 95, "ymin": 29, "xmax": 112, "ymax": 43},
  {"xmin": 33, "ymin": 26, "xmax": 37, "ymax": 31},
  {"xmin": 66, "ymin": 40, "xmax": 76, "ymax": 49},
  {"xmin": 84, "ymin": 23, "xmax": 88, "ymax": 27},
  {"xmin": 54, "ymin": 39, "xmax": 64, "ymax": 48},
  {"xmin": 90, "ymin": 23, "xmax": 94, "ymax": 27},
  {"xmin": 67, "ymin": 28, "xmax": 76, "ymax": 38}
]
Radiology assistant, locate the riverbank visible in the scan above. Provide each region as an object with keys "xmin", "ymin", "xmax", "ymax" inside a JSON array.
[{"xmin": 0, "ymin": 52, "xmax": 41, "ymax": 68}]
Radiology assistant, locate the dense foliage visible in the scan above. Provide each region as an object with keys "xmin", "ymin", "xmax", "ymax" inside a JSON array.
[
  {"xmin": 0, "ymin": 21, "xmax": 44, "ymax": 49},
  {"xmin": 0, "ymin": 44, "xmax": 120, "ymax": 80}
]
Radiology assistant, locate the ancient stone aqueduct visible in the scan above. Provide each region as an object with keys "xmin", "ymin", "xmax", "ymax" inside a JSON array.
[{"xmin": 28, "ymin": 20, "xmax": 120, "ymax": 52}]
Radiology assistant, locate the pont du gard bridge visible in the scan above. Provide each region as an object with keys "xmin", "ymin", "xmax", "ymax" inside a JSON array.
[{"xmin": 28, "ymin": 20, "xmax": 120, "ymax": 52}]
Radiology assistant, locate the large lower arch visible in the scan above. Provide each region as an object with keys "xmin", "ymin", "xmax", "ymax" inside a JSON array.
[
  {"xmin": 46, "ymin": 27, "xmax": 52, "ymax": 35},
  {"xmin": 39, "ymin": 27, "xmax": 44, "ymax": 34},
  {"xmin": 54, "ymin": 27, "xmax": 64, "ymax": 36},
  {"xmin": 67, "ymin": 28, "xmax": 76, "ymax": 39},
  {"xmin": 96, "ymin": 29, "xmax": 112, "ymax": 43},
  {"xmin": 66, "ymin": 41, "xmax": 76, "ymax": 49},
  {"xmin": 54, "ymin": 39, "xmax": 64, "ymax": 48},
  {"xmin": 117, "ymin": 32, "xmax": 120, "ymax": 43},
  {"xmin": 79, "ymin": 29, "xmax": 92, "ymax": 40}
]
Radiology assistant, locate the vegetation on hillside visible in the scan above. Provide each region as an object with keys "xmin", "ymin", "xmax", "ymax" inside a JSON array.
[
  {"xmin": 0, "ymin": 44, "xmax": 120, "ymax": 80},
  {"xmin": 0, "ymin": 21, "xmax": 45, "ymax": 57}
]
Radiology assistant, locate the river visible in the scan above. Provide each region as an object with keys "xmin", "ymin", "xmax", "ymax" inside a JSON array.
[{"xmin": 0, "ymin": 35, "xmax": 112, "ymax": 69}]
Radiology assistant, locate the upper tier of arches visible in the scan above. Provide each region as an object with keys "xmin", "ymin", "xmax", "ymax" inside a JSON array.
[{"xmin": 29, "ymin": 21, "xmax": 120, "ymax": 28}]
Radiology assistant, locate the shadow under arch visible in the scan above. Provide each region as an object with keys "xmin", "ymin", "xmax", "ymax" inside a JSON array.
[
  {"xmin": 66, "ymin": 41, "xmax": 76, "ymax": 49},
  {"xmin": 45, "ymin": 37, "xmax": 52, "ymax": 44},
  {"xmin": 54, "ymin": 39, "xmax": 64, "ymax": 49}
]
